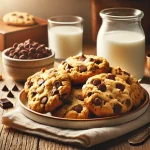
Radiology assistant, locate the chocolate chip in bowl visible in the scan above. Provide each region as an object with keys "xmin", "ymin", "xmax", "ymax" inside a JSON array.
[{"xmin": 2, "ymin": 39, "xmax": 55, "ymax": 81}]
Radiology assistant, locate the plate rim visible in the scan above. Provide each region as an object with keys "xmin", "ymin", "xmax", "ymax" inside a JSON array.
[{"xmin": 18, "ymin": 88, "xmax": 150, "ymax": 122}]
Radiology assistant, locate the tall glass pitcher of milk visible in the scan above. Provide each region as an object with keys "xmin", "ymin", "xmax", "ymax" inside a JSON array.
[{"xmin": 97, "ymin": 8, "xmax": 145, "ymax": 80}]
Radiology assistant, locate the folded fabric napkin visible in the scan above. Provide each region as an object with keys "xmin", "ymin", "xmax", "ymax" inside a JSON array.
[{"xmin": 1, "ymin": 84, "xmax": 150, "ymax": 147}]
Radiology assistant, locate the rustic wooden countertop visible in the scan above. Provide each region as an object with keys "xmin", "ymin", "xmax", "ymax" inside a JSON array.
[{"xmin": 0, "ymin": 41, "xmax": 150, "ymax": 150}]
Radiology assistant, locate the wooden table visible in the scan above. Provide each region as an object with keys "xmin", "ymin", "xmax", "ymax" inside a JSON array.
[{"xmin": 0, "ymin": 42, "xmax": 150, "ymax": 150}]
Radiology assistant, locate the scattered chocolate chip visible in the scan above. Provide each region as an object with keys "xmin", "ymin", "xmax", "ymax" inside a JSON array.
[
  {"xmin": 116, "ymin": 83, "xmax": 125, "ymax": 91},
  {"xmin": 125, "ymin": 99, "xmax": 131, "ymax": 107},
  {"xmin": 0, "ymin": 98, "xmax": 13, "ymax": 109},
  {"xmin": 75, "ymin": 94, "xmax": 84, "ymax": 101},
  {"xmin": 7, "ymin": 91, "xmax": 14, "ymax": 98},
  {"xmin": 38, "ymin": 78, "xmax": 44, "ymax": 86},
  {"xmin": 79, "ymin": 65, "xmax": 87, "ymax": 72},
  {"xmin": 2, "ymin": 85, "xmax": 9, "ymax": 91},
  {"xmin": 92, "ymin": 79, "xmax": 101, "ymax": 86},
  {"xmin": 97, "ymin": 83, "xmax": 106, "ymax": 92},
  {"xmin": 107, "ymin": 74, "xmax": 116, "ymax": 80},
  {"xmin": 92, "ymin": 97, "xmax": 102, "ymax": 106},
  {"xmin": 72, "ymin": 104, "xmax": 83, "ymax": 113},
  {"xmin": 78, "ymin": 54, "xmax": 86, "ymax": 61},
  {"xmin": 54, "ymin": 80, "xmax": 62, "ymax": 88},
  {"xmin": 40, "ymin": 96, "xmax": 48, "ymax": 104},
  {"xmin": 51, "ymin": 89, "xmax": 59, "ymax": 95},
  {"xmin": 113, "ymin": 103, "xmax": 122, "ymax": 114},
  {"xmin": 12, "ymin": 85, "xmax": 19, "ymax": 91}
]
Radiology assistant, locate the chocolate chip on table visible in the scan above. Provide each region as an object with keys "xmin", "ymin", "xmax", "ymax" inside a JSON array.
[
  {"xmin": 79, "ymin": 65, "xmax": 87, "ymax": 73},
  {"xmin": 54, "ymin": 80, "xmax": 62, "ymax": 88},
  {"xmin": 78, "ymin": 54, "xmax": 86, "ymax": 61},
  {"xmin": 72, "ymin": 104, "xmax": 83, "ymax": 113},
  {"xmin": 107, "ymin": 74, "xmax": 116, "ymax": 80},
  {"xmin": 0, "ymin": 98, "xmax": 13, "ymax": 109},
  {"xmin": 92, "ymin": 79, "xmax": 101, "ymax": 86},
  {"xmin": 92, "ymin": 97, "xmax": 102, "ymax": 106},
  {"xmin": 7, "ymin": 91, "xmax": 14, "ymax": 98},
  {"xmin": 40, "ymin": 96, "xmax": 48, "ymax": 104},
  {"xmin": 38, "ymin": 78, "xmax": 44, "ymax": 86},
  {"xmin": 116, "ymin": 83, "xmax": 125, "ymax": 91},
  {"xmin": 75, "ymin": 94, "xmax": 84, "ymax": 101},
  {"xmin": 113, "ymin": 103, "xmax": 122, "ymax": 114},
  {"xmin": 97, "ymin": 83, "xmax": 106, "ymax": 92},
  {"xmin": 2, "ymin": 85, "xmax": 9, "ymax": 91},
  {"xmin": 12, "ymin": 85, "xmax": 19, "ymax": 91}
]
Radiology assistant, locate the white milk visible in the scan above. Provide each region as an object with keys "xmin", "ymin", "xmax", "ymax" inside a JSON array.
[
  {"xmin": 97, "ymin": 31, "xmax": 145, "ymax": 80},
  {"xmin": 48, "ymin": 26, "xmax": 83, "ymax": 59}
]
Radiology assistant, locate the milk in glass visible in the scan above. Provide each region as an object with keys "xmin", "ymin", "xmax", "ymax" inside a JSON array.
[
  {"xmin": 48, "ymin": 26, "xmax": 83, "ymax": 59},
  {"xmin": 97, "ymin": 30, "xmax": 145, "ymax": 80}
]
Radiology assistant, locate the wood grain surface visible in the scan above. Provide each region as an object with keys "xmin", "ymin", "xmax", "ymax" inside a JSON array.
[{"xmin": 0, "ymin": 42, "xmax": 150, "ymax": 150}]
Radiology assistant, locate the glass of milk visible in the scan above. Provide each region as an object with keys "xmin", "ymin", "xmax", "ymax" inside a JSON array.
[
  {"xmin": 97, "ymin": 8, "xmax": 145, "ymax": 81},
  {"xmin": 48, "ymin": 16, "xmax": 83, "ymax": 59}
]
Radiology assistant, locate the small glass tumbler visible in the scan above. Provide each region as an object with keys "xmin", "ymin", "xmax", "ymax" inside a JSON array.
[{"xmin": 48, "ymin": 16, "xmax": 83, "ymax": 59}]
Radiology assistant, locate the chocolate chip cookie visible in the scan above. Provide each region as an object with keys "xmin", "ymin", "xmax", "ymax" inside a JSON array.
[
  {"xmin": 82, "ymin": 73, "xmax": 133, "ymax": 117},
  {"xmin": 24, "ymin": 68, "xmax": 71, "ymax": 113},
  {"xmin": 3, "ymin": 12, "xmax": 36, "ymax": 26},
  {"xmin": 53, "ymin": 87, "xmax": 90, "ymax": 119},
  {"xmin": 58, "ymin": 54, "xmax": 110, "ymax": 84},
  {"xmin": 110, "ymin": 67, "xmax": 145, "ymax": 107}
]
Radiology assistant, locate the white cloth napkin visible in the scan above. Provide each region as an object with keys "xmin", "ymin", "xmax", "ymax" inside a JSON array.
[{"xmin": 1, "ymin": 84, "xmax": 150, "ymax": 147}]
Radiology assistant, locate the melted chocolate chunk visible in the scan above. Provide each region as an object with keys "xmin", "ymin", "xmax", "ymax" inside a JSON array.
[
  {"xmin": 41, "ymin": 96, "xmax": 48, "ymax": 104},
  {"xmin": 7, "ymin": 91, "xmax": 14, "ymax": 98},
  {"xmin": 75, "ymin": 94, "xmax": 84, "ymax": 101},
  {"xmin": 2, "ymin": 85, "xmax": 9, "ymax": 91},
  {"xmin": 0, "ymin": 98, "xmax": 13, "ymax": 109},
  {"xmin": 116, "ymin": 83, "xmax": 125, "ymax": 91},
  {"xmin": 51, "ymin": 89, "xmax": 59, "ymax": 95},
  {"xmin": 94, "ymin": 59, "xmax": 101, "ymax": 64},
  {"xmin": 72, "ymin": 104, "xmax": 83, "ymax": 113},
  {"xmin": 88, "ymin": 92, "xmax": 92, "ymax": 97},
  {"xmin": 32, "ymin": 91, "xmax": 37, "ymax": 97},
  {"xmin": 28, "ymin": 82, "xmax": 33, "ymax": 88},
  {"xmin": 38, "ymin": 78, "xmax": 44, "ymax": 86},
  {"xmin": 113, "ymin": 103, "xmax": 122, "ymax": 114},
  {"xmin": 107, "ymin": 74, "xmax": 116, "ymax": 80},
  {"xmin": 125, "ymin": 99, "xmax": 131, "ymax": 107},
  {"xmin": 92, "ymin": 97, "xmax": 102, "ymax": 106},
  {"xmin": 97, "ymin": 84, "xmax": 106, "ymax": 92},
  {"xmin": 12, "ymin": 85, "xmax": 19, "ymax": 91},
  {"xmin": 78, "ymin": 54, "xmax": 86, "ymax": 61},
  {"xmin": 54, "ymin": 80, "xmax": 62, "ymax": 88},
  {"xmin": 79, "ymin": 65, "xmax": 87, "ymax": 72},
  {"xmin": 92, "ymin": 79, "xmax": 101, "ymax": 86},
  {"xmin": 66, "ymin": 64, "xmax": 73, "ymax": 69}
]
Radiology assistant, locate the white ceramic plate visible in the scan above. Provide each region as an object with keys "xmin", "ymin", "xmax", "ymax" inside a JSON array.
[{"xmin": 18, "ymin": 89, "xmax": 149, "ymax": 129}]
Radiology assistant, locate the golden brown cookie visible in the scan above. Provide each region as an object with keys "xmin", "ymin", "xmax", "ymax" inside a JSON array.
[
  {"xmin": 58, "ymin": 54, "xmax": 110, "ymax": 84},
  {"xmin": 3, "ymin": 12, "xmax": 36, "ymax": 26},
  {"xmin": 110, "ymin": 66, "xmax": 145, "ymax": 107},
  {"xmin": 53, "ymin": 87, "xmax": 90, "ymax": 119},
  {"xmin": 82, "ymin": 73, "xmax": 133, "ymax": 117},
  {"xmin": 24, "ymin": 68, "xmax": 71, "ymax": 113}
]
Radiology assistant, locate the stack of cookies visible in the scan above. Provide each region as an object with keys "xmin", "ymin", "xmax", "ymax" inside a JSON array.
[{"xmin": 24, "ymin": 54, "xmax": 145, "ymax": 119}]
